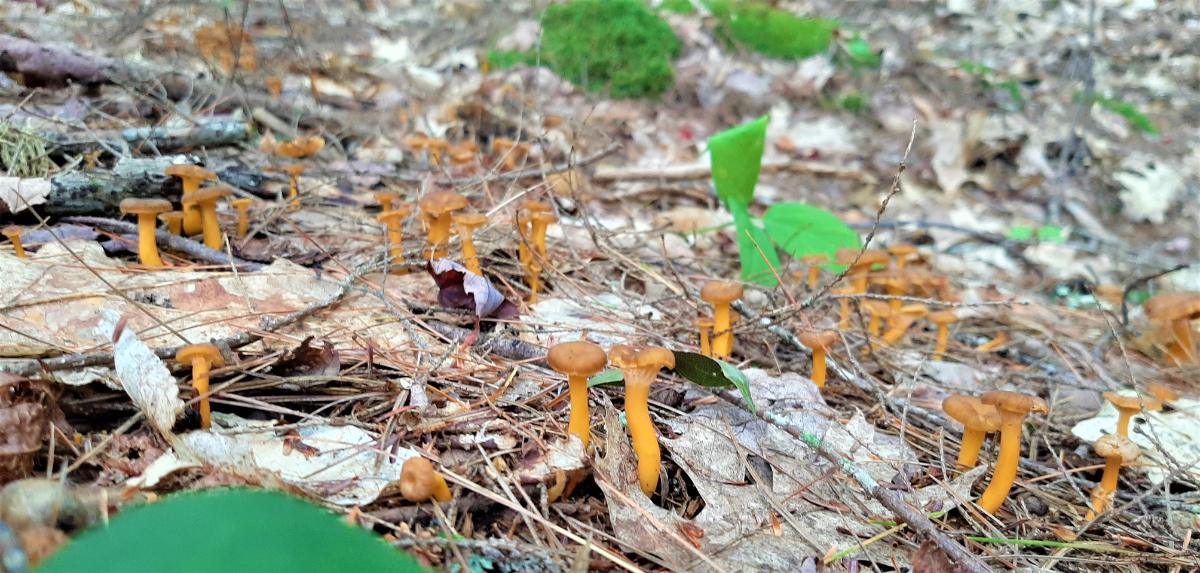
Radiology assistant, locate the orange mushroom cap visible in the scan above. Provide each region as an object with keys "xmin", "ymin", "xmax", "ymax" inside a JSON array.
[
  {"xmin": 418, "ymin": 190, "xmax": 468, "ymax": 217},
  {"xmin": 980, "ymin": 390, "xmax": 1048, "ymax": 416},
  {"xmin": 274, "ymin": 135, "xmax": 326, "ymax": 159},
  {"xmin": 165, "ymin": 164, "xmax": 217, "ymax": 185},
  {"xmin": 929, "ymin": 310, "xmax": 959, "ymax": 325},
  {"xmin": 176, "ymin": 344, "xmax": 224, "ymax": 367},
  {"xmin": 798, "ymin": 330, "xmax": 838, "ymax": 351},
  {"xmin": 943, "ymin": 394, "xmax": 1002, "ymax": 431},
  {"xmin": 1144, "ymin": 292, "xmax": 1200, "ymax": 322},
  {"xmin": 548, "ymin": 341, "xmax": 608, "ymax": 378},
  {"xmin": 120, "ymin": 198, "xmax": 172, "ymax": 216},
  {"xmin": 1094, "ymin": 434, "xmax": 1140, "ymax": 461},
  {"xmin": 700, "ymin": 281, "xmax": 744, "ymax": 305},
  {"xmin": 453, "ymin": 212, "xmax": 488, "ymax": 230}
]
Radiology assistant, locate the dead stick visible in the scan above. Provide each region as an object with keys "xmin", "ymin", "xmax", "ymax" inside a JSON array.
[
  {"xmin": 62, "ymin": 216, "xmax": 263, "ymax": 270},
  {"xmin": 592, "ymin": 158, "xmax": 876, "ymax": 184}
]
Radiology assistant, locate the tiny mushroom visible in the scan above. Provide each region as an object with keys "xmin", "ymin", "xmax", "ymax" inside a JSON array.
[
  {"xmin": 1089, "ymin": 434, "xmax": 1140, "ymax": 516},
  {"xmin": 873, "ymin": 272, "xmax": 909, "ymax": 313},
  {"xmin": 417, "ymin": 190, "xmax": 468, "ymax": 259},
  {"xmin": 694, "ymin": 317, "xmax": 714, "ymax": 357},
  {"xmin": 942, "ymin": 394, "xmax": 1002, "ymax": 468},
  {"xmin": 399, "ymin": 456, "xmax": 452, "ymax": 503},
  {"xmin": 186, "ymin": 186, "xmax": 232, "ymax": 250},
  {"xmin": 862, "ymin": 300, "xmax": 891, "ymax": 337},
  {"xmin": 1103, "ymin": 391, "xmax": 1163, "ymax": 437},
  {"xmin": 120, "ymin": 198, "xmax": 173, "ymax": 268},
  {"xmin": 373, "ymin": 191, "xmax": 400, "ymax": 212},
  {"xmin": 231, "ymin": 198, "xmax": 254, "ymax": 239},
  {"xmin": 799, "ymin": 254, "xmax": 828, "ymax": 290},
  {"xmin": 837, "ymin": 248, "xmax": 890, "ymax": 293},
  {"xmin": 282, "ymin": 164, "xmax": 306, "ymax": 208},
  {"xmin": 2, "ymin": 226, "xmax": 26, "ymax": 258},
  {"xmin": 515, "ymin": 200, "xmax": 552, "ymax": 267},
  {"xmin": 530, "ymin": 211, "xmax": 558, "ymax": 258},
  {"xmin": 274, "ymin": 135, "xmax": 325, "ymax": 159},
  {"xmin": 159, "ymin": 211, "xmax": 184, "ymax": 236},
  {"xmin": 609, "ymin": 345, "xmax": 675, "ymax": 495},
  {"xmin": 1144, "ymin": 292, "xmax": 1200, "ymax": 366},
  {"xmin": 376, "ymin": 206, "xmax": 413, "ymax": 266},
  {"xmin": 881, "ymin": 303, "xmax": 928, "ymax": 345},
  {"xmin": 453, "ymin": 212, "xmax": 488, "ymax": 275},
  {"xmin": 976, "ymin": 391, "xmax": 1048, "ymax": 513},
  {"xmin": 798, "ymin": 330, "xmax": 838, "ymax": 389},
  {"xmin": 888, "ymin": 243, "xmax": 918, "ymax": 273},
  {"xmin": 548, "ymin": 341, "xmax": 608, "ymax": 448},
  {"xmin": 165, "ymin": 164, "xmax": 217, "ymax": 235},
  {"xmin": 1147, "ymin": 382, "xmax": 1179, "ymax": 404},
  {"xmin": 176, "ymin": 344, "xmax": 225, "ymax": 430},
  {"xmin": 834, "ymin": 286, "xmax": 855, "ymax": 329},
  {"xmin": 701, "ymin": 281, "xmax": 744, "ymax": 359},
  {"xmin": 928, "ymin": 310, "xmax": 959, "ymax": 360}
]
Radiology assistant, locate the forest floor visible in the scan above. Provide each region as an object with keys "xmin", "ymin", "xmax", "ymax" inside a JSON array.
[{"xmin": 1, "ymin": 1, "xmax": 1199, "ymax": 572}]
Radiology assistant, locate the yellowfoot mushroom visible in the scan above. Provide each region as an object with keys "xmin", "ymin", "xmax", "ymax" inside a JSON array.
[
  {"xmin": 610, "ymin": 345, "xmax": 675, "ymax": 495},
  {"xmin": 928, "ymin": 310, "xmax": 959, "ymax": 360},
  {"xmin": 3, "ymin": 226, "xmax": 26, "ymax": 258},
  {"xmin": 231, "ymin": 198, "xmax": 254, "ymax": 239},
  {"xmin": 1089, "ymin": 434, "xmax": 1139, "ymax": 516},
  {"xmin": 548, "ymin": 341, "xmax": 607, "ymax": 448},
  {"xmin": 165, "ymin": 164, "xmax": 217, "ymax": 235},
  {"xmin": 1144, "ymin": 292, "xmax": 1200, "ymax": 366},
  {"xmin": 399, "ymin": 456, "xmax": 452, "ymax": 503},
  {"xmin": 377, "ymin": 206, "xmax": 413, "ymax": 268},
  {"xmin": 159, "ymin": 211, "xmax": 184, "ymax": 236},
  {"xmin": 798, "ymin": 331, "xmax": 838, "ymax": 389},
  {"xmin": 453, "ymin": 212, "xmax": 488, "ymax": 275},
  {"xmin": 701, "ymin": 281, "xmax": 744, "ymax": 359},
  {"xmin": 942, "ymin": 394, "xmax": 1001, "ymax": 468},
  {"xmin": 176, "ymin": 344, "xmax": 224, "ymax": 429},
  {"xmin": 417, "ymin": 190, "xmax": 468, "ymax": 259},
  {"xmin": 120, "ymin": 198, "xmax": 173, "ymax": 268},
  {"xmin": 694, "ymin": 317, "xmax": 714, "ymax": 357},
  {"xmin": 977, "ymin": 391, "xmax": 1048, "ymax": 513},
  {"xmin": 1103, "ymin": 391, "xmax": 1162, "ymax": 437},
  {"xmin": 186, "ymin": 186, "xmax": 232, "ymax": 250}
]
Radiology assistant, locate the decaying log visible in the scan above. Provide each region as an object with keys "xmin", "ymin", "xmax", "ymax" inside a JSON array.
[
  {"xmin": 40, "ymin": 120, "xmax": 249, "ymax": 154},
  {"xmin": 0, "ymin": 155, "xmax": 268, "ymax": 217}
]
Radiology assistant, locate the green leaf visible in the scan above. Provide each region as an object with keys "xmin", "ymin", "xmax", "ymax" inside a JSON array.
[
  {"xmin": 38, "ymin": 489, "xmax": 429, "ymax": 573},
  {"xmin": 730, "ymin": 199, "xmax": 782, "ymax": 287},
  {"xmin": 842, "ymin": 34, "xmax": 880, "ymax": 68},
  {"xmin": 709, "ymin": 115, "xmax": 769, "ymax": 206},
  {"xmin": 1036, "ymin": 224, "xmax": 1065, "ymax": 242},
  {"xmin": 761, "ymin": 202, "xmax": 861, "ymax": 262},
  {"xmin": 1006, "ymin": 225, "xmax": 1034, "ymax": 241},
  {"xmin": 588, "ymin": 368, "xmax": 624, "ymax": 387},
  {"xmin": 1074, "ymin": 91, "xmax": 1159, "ymax": 136},
  {"xmin": 671, "ymin": 351, "xmax": 755, "ymax": 412}
]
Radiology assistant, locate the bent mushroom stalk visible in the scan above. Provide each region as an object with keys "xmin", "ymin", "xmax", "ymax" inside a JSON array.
[
  {"xmin": 942, "ymin": 394, "xmax": 1001, "ymax": 468},
  {"xmin": 282, "ymin": 165, "xmax": 305, "ymax": 208},
  {"xmin": 176, "ymin": 344, "xmax": 225, "ymax": 430},
  {"xmin": 610, "ymin": 345, "xmax": 675, "ymax": 495},
  {"xmin": 120, "ymin": 198, "xmax": 173, "ymax": 268},
  {"xmin": 399, "ymin": 457, "xmax": 452, "ymax": 503},
  {"xmin": 977, "ymin": 391, "xmax": 1047, "ymax": 513},
  {"xmin": 694, "ymin": 317, "xmax": 713, "ymax": 357},
  {"xmin": 548, "ymin": 341, "xmax": 607, "ymax": 448},
  {"xmin": 231, "ymin": 198, "xmax": 254, "ymax": 239},
  {"xmin": 928, "ymin": 310, "xmax": 959, "ymax": 360},
  {"xmin": 799, "ymin": 254, "xmax": 828, "ymax": 290},
  {"xmin": 1089, "ymin": 434, "xmax": 1139, "ymax": 517},
  {"xmin": 377, "ymin": 207, "xmax": 413, "ymax": 267},
  {"xmin": 1104, "ymin": 391, "xmax": 1162, "ymax": 437}
]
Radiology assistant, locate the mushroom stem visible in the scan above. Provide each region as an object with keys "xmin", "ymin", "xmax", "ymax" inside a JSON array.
[
  {"xmin": 3, "ymin": 228, "xmax": 26, "ymax": 258},
  {"xmin": 958, "ymin": 429, "xmax": 987, "ymax": 468},
  {"xmin": 1115, "ymin": 410, "xmax": 1135, "ymax": 437},
  {"xmin": 191, "ymin": 355, "xmax": 213, "ymax": 429},
  {"xmin": 1091, "ymin": 454, "xmax": 1122, "ymax": 514},
  {"xmin": 232, "ymin": 199, "xmax": 253, "ymax": 238},
  {"xmin": 567, "ymin": 374, "xmax": 590, "ymax": 448},
  {"xmin": 1169, "ymin": 319, "xmax": 1197, "ymax": 365},
  {"xmin": 838, "ymin": 297, "xmax": 851, "ymax": 329},
  {"xmin": 135, "ymin": 213, "xmax": 164, "ymax": 267},
  {"xmin": 978, "ymin": 411, "xmax": 1022, "ymax": 513},
  {"xmin": 160, "ymin": 213, "xmax": 183, "ymax": 236},
  {"xmin": 624, "ymin": 369, "xmax": 660, "ymax": 495},
  {"xmin": 811, "ymin": 349, "xmax": 828, "ymax": 388},
  {"xmin": 200, "ymin": 204, "xmax": 224, "ymax": 250},
  {"xmin": 698, "ymin": 324, "xmax": 711, "ymax": 357},
  {"xmin": 806, "ymin": 265, "xmax": 820, "ymax": 289},
  {"xmin": 934, "ymin": 324, "xmax": 950, "ymax": 359},
  {"xmin": 528, "ymin": 260, "xmax": 542, "ymax": 303},
  {"xmin": 712, "ymin": 303, "xmax": 731, "ymax": 357},
  {"xmin": 428, "ymin": 214, "xmax": 452, "ymax": 258}
]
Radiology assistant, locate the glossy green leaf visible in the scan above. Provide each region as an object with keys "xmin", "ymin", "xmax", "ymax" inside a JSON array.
[
  {"xmin": 588, "ymin": 368, "xmax": 624, "ymax": 387},
  {"xmin": 709, "ymin": 115, "xmax": 768, "ymax": 206},
  {"xmin": 38, "ymin": 489, "xmax": 429, "ymax": 573},
  {"xmin": 730, "ymin": 199, "xmax": 782, "ymax": 287},
  {"xmin": 671, "ymin": 351, "xmax": 755, "ymax": 412},
  {"xmin": 761, "ymin": 202, "xmax": 860, "ymax": 261},
  {"xmin": 843, "ymin": 34, "xmax": 880, "ymax": 68}
]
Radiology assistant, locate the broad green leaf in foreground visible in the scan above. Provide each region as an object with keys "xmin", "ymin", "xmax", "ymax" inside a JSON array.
[
  {"xmin": 762, "ymin": 202, "xmax": 861, "ymax": 262},
  {"xmin": 38, "ymin": 488, "xmax": 429, "ymax": 573},
  {"xmin": 709, "ymin": 115, "xmax": 780, "ymax": 286}
]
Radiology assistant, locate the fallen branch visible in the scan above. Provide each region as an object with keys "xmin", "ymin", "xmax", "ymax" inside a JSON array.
[
  {"xmin": 40, "ymin": 120, "xmax": 249, "ymax": 154},
  {"xmin": 592, "ymin": 157, "xmax": 876, "ymax": 185},
  {"xmin": 62, "ymin": 216, "xmax": 263, "ymax": 270}
]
